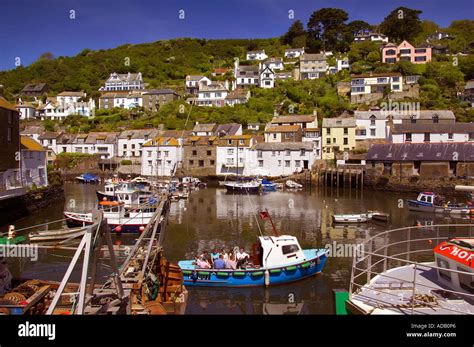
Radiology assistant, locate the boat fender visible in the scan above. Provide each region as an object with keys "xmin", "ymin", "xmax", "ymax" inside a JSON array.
[
  {"xmin": 191, "ymin": 270, "xmax": 199, "ymax": 283},
  {"xmin": 264, "ymin": 270, "xmax": 270, "ymax": 287}
]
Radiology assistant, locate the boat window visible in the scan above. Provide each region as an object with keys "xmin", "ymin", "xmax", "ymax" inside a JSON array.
[
  {"xmin": 112, "ymin": 207, "xmax": 119, "ymax": 212},
  {"xmin": 427, "ymin": 196, "xmax": 432, "ymax": 203},
  {"xmin": 437, "ymin": 259, "xmax": 451, "ymax": 282},
  {"xmin": 457, "ymin": 266, "xmax": 474, "ymax": 293},
  {"xmin": 420, "ymin": 195, "xmax": 427, "ymax": 202},
  {"xmin": 282, "ymin": 244, "xmax": 300, "ymax": 255}
]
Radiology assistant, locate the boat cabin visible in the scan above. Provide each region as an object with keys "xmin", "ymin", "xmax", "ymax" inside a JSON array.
[
  {"xmin": 434, "ymin": 238, "xmax": 474, "ymax": 294},
  {"xmin": 252, "ymin": 235, "xmax": 306, "ymax": 268},
  {"xmin": 415, "ymin": 192, "xmax": 442, "ymax": 206}
]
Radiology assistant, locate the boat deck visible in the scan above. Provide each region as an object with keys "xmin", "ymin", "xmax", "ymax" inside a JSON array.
[{"xmin": 350, "ymin": 262, "xmax": 474, "ymax": 315}]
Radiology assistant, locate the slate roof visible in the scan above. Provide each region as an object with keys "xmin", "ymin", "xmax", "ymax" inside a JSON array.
[
  {"xmin": 392, "ymin": 123, "xmax": 474, "ymax": 134},
  {"xmin": 255, "ymin": 142, "xmax": 314, "ymax": 150},
  {"xmin": 366, "ymin": 143, "xmax": 474, "ymax": 162}
]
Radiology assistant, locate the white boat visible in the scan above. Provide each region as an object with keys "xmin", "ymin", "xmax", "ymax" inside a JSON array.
[
  {"xmin": 332, "ymin": 213, "xmax": 370, "ymax": 223},
  {"xmin": 28, "ymin": 227, "xmax": 86, "ymax": 242},
  {"xmin": 285, "ymin": 180, "xmax": 303, "ymax": 189}
]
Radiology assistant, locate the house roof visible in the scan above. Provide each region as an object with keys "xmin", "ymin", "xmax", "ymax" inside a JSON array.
[
  {"xmin": 159, "ymin": 129, "xmax": 192, "ymax": 138},
  {"xmin": 193, "ymin": 123, "xmax": 217, "ymax": 133},
  {"xmin": 391, "ymin": 123, "xmax": 474, "ymax": 134},
  {"xmin": 186, "ymin": 75, "xmax": 207, "ymax": 81},
  {"xmin": 16, "ymin": 102, "xmax": 37, "ymax": 109},
  {"xmin": 285, "ymin": 47, "xmax": 304, "ymax": 52},
  {"xmin": 199, "ymin": 82, "xmax": 227, "ymax": 92},
  {"xmin": 106, "ymin": 72, "xmax": 142, "ymax": 83},
  {"xmin": 213, "ymin": 68, "xmax": 229, "ymax": 74},
  {"xmin": 351, "ymin": 72, "xmax": 402, "ymax": 78},
  {"xmin": 99, "ymin": 91, "xmax": 139, "ymax": 98},
  {"xmin": 322, "ymin": 117, "xmax": 356, "ymax": 128},
  {"xmin": 20, "ymin": 136, "xmax": 44, "ymax": 151},
  {"xmin": 304, "ymin": 127, "xmax": 320, "ymax": 132},
  {"xmin": 83, "ymin": 132, "xmax": 118, "ymax": 144},
  {"xmin": 256, "ymin": 142, "xmax": 314, "ymax": 151},
  {"xmin": 271, "ymin": 115, "xmax": 316, "ymax": 124},
  {"xmin": 215, "ymin": 123, "xmax": 241, "ymax": 136},
  {"xmin": 184, "ymin": 135, "xmax": 218, "ymax": 145},
  {"xmin": 247, "ymin": 50, "xmax": 265, "ymax": 54},
  {"xmin": 21, "ymin": 125, "xmax": 43, "ymax": 135},
  {"xmin": 143, "ymin": 89, "xmax": 178, "ymax": 95},
  {"xmin": 38, "ymin": 131, "xmax": 61, "ymax": 140},
  {"xmin": 265, "ymin": 125, "xmax": 301, "ymax": 133},
  {"xmin": 264, "ymin": 57, "xmax": 283, "ymax": 64},
  {"xmin": 217, "ymin": 135, "xmax": 253, "ymax": 147},
  {"xmin": 143, "ymin": 137, "xmax": 180, "ymax": 147},
  {"xmin": 21, "ymin": 83, "xmax": 47, "ymax": 93},
  {"xmin": 366, "ymin": 143, "xmax": 474, "ymax": 162},
  {"xmin": 225, "ymin": 89, "xmax": 249, "ymax": 100},
  {"xmin": 300, "ymin": 53, "xmax": 326, "ymax": 61},
  {"xmin": 465, "ymin": 80, "xmax": 474, "ymax": 90},
  {"xmin": 355, "ymin": 110, "xmax": 455, "ymax": 120},
  {"xmin": 0, "ymin": 97, "xmax": 19, "ymax": 112},
  {"xmin": 57, "ymin": 91, "xmax": 85, "ymax": 97},
  {"xmin": 118, "ymin": 129, "xmax": 160, "ymax": 139}
]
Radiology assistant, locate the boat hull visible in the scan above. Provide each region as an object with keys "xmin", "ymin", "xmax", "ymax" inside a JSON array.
[
  {"xmin": 179, "ymin": 250, "xmax": 327, "ymax": 287},
  {"xmin": 224, "ymin": 184, "xmax": 260, "ymax": 193},
  {"xmin": 332, "ymin": 215, "xmax": 369, "ymax": 223}
]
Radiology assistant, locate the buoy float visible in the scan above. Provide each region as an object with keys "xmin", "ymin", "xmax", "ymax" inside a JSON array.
[
  {"xmin": 139, "ymin": 226, "xmax": 145, "ymax": 232},
  {"xmin": 103, "ymin": 197, "xmax": 108, "ymax": 201},
  {"xmin": 428, "ymin": 239, "xmax": 433, "ymax": 244},
  {"xmin": 264, "ymin": 269, "xmax": 270, "ymax": 286},
  {"xmin": 115, "ymin": 226, "xmax": 122, "ymax": 233}
]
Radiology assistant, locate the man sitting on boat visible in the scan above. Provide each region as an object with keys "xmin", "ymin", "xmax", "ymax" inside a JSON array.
[
  {"xmin": 195, "ymin": 256, "xmax": 211, "ymax": 269},
  {"xmin": 225, "ymin": 252, "xmax": 237, "ymax": 269},
  {"xmin": 213, "ymin": 255, "xmax": 226, "ymax": 269},
  {"xmin": 236, "ymin": 248, "xmax": 250, "ymax": 269}
]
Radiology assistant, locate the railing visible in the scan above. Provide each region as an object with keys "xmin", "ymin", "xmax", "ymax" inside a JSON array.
[{"xmin": 349, "ymin": 223, "xmax": 474, "ymax": 314}]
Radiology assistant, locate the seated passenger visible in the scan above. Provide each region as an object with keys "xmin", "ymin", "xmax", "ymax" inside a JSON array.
[
  {"xmin": 213, "ymin": 254, "xmax": 226, "ymax": 269},
  {"xmin": 201, "ymin": 251, "xmax": 213, "ymax": 267},
  {"xmin": 221, "ymin": 248, "xmax": 229, "ymax": 261},
  {"xmin": 195, "ymin": 256, "xmax": 211, "ymax": 269},
  {"xmin": 236, "ymin": 248, "xmax": 250, "ymax": 268},
  {"xmin": 211, "ymin": 248, "xmax": 220, "ymax": 262},
  {"xmin": 225, "ymin": 252, "xmax": 237, "ymax": 270}
]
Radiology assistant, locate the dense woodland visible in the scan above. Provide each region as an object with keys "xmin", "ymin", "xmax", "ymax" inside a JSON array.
[{"xmin": 1, "ymin": 6, "xmax": 473, "ymax": 133}]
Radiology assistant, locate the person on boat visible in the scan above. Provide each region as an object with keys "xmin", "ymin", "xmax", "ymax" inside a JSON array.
[
  {"xmin": 236, "ymin": 248, "xmax": 250, "ymax": 269},
  {"xmin": 211, "ymin": 249, "xmax": 220, "ymax": 263},
  {"xmin": 7, "ymin": 225, "xmax": 16, "ymax": 240},
  {"xmin": 201, "ymin": 251, "xmax": 213, "ymax": 267},
  {"xmin": 225, "ymin": 252, "xmax": 237, "ymax": 270},
  {"xmin": 195, "ymin": 257, "xmax": 211, "ymax": 269},
  {"xmin": 221, "ymin": 248, "xmax": 229, "ymax": 261},
  {"xmin": 213, "ymin": 255, "xmax": 226, "ymax": 269}
]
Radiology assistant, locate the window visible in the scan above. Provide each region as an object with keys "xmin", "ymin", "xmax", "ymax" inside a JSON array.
[
  {"xmin": 239, "ymin": 140, "xmax": 244, "ymax": 145},
  {"xmin": 326, "ymin": 128, "xmax": 331, "ymax": 135},
  {"xmin": 414, "ymin": 56, "xmax": 426, "ymax": 62},
  {"xmin": 258, "ymin": 160, "xmax": 264, "ymax": 167},
  {"xmin": 286, "ymin": 150, "xmax": 290, "ymax": 156},
  {"xmin": 257, "ymin": 150, "xmax": 263, "ymax": 158},
  {"xmin": 278, "ymin": 160, "xmax": 281, "ymax": 166},
  {"xmin": 271, "ymin": 151, "xmax": 276, "ymax": 157},
  {"xmin": 385, "ymin": 49, "xmax": 396, "ymax": 55},
  {"xmin": 399, "ymin": 49, "xmax": 411, "ymax": 54},
  {"xmin": 406, "ymin": 133, "xmax": 412, "ymax": 142},
  {"xmin": 285, "ymin": 160, "xmax": 290, "ymax": 167},
  {"xmin": 424, "ymin": 133, "xmax": 430, "ymax": 142},
  {"xmin": 343, "ymin": 138, "xmax": 348, "ymax": 145},
  {"xmin": 370, "ymin": 129, "xmax": 376, "ymax": 136},
  {"xmin": 192, "ymin": 150, "xmax": 197, "ymax": 156},
  {"xmin": 392, "ymin": 84, "xmax": 400, "ymax": 90},
  {"xmin": 199, "ymin": 160, "xmax": 204, "ymax": 167},
  {"xmin": 272, "ymin": 134, "xmax": 277, "ymax": 139},
  {"xmin": 226, "ymin": 158, "xmax": 234, "ymax": 165},
  {"xmin": 300, "ymin": 149, "xmax": 305, "ymax": 156},
  {"xmin": 437, "ymin": 259, "xmax": 451, "ymax": 282},
  {"xmin": 123, "ymin": 144, "xmax": 127, "ymax": 149},
  {"xmin": 147, "ymin": 151, "xmax": 152, "ymax": 157},
  {"xmin": 189, "ymin": 160, "xmax": 194, "ymax": 166},
  {"xmin": 210, "ymin": 160, "xmax": 215, "ymax": 165},
  {"xmin": 343, "ymin": 128, "xmax": 348, "ymax": 135},
  {"xmin": 448, "ymin": 133, "xmax": 453, "ymax": 140},
  {"xmin": 415, "ymin": 48, "xmax": 426, "ymax": 54},
  {"xmin": 131, "ymin": 144, "xmax": 135, "ymax": 149},
  {"xmin": 410, "ymin": 116, "xmax": 417, "ymax": 124},
  {"xmin": 295, "ymin": 160, "xmax": 301, "ymax": 167},
  {"xmin": 282, "ymin": 244, "xmax": 300, "ymax": 255},
  {"xmin": 326, "ymin": 138, "xmax": 331, "ymax": 144},
  {"xmin": 432, "ymin": 115, "xmax": 439, "ymax": 123},
  {"xmin": 207, "ymin": 150, "xmax": 212, "ymax": 156},
  {"xmin": 227, "ymin": 149, "xmax": 234, "ymax": 155},
  {"xmin": 392, "ymin": 77, "xmax": 400, "ymax": 82},
  {"xmin": 164, "ymin": 151, "xmax": 169, "ymax": 157},
  {"xmin": 370, "ymin": 115, "xmax": 376, "ymax": 126}
]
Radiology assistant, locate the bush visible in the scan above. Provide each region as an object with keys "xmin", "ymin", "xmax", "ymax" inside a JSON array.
[{"xmin": 121, "ymin": 159, "xmax": 132, "ymax": 165}]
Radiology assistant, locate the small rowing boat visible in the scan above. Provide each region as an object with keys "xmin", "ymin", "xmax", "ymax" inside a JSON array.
[
  {"xmin": 286, "ymin": 180, "xmax": 303, "ymax": 189},
  {"xmin": 332, "ymin": 213, "xmax": 370, "ymax": 223},
  {"xmin": 28, "ymin": 227, "xmax": 86, "ymax": 242}
]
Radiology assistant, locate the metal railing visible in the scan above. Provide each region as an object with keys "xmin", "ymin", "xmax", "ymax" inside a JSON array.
[{"xmin": 349, "ymin": 223, "xmax": 474, "ymax": 314}]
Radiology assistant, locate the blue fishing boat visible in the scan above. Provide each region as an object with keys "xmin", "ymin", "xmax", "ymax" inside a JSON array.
[
  {"xmin": 407, "ymin": 192, "xmax": 473, "ymax": 215},
  {"xmin": 178, "ymin": 210, "xmax": 328, "ymax": 287},
  {"xmin": 261, "ymin": 179, "xmax": 277, "ymax": 192},
  {"xmin": 76, "ymin": 173, "xmax": 100, "ymax": 184}
]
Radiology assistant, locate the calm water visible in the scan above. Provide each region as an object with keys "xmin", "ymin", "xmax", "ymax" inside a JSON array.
[{"xmin": 3, "ymin": 183, "xmax": 473, "ymax": 314}]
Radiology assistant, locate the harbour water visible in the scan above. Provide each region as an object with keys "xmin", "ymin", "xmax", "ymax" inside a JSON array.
[{"xmin": 2, "ymin": 183, "xmax": 473, "ymax": 314}]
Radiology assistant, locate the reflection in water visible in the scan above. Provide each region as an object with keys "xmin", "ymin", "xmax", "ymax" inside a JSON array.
[{"xmin": 1, "ymin": 183, "xmax": 473, "ymax": 314}]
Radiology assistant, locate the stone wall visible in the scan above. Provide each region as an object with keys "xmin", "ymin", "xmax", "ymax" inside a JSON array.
[
  {"xmin": 420, "ymin": 162, "xmax": 450, "ymax": 179},
  {"xmin": 391, "ymin": 162, "xmax": 415, "ymax": 178},
  {"xmin": 457, "ymin": 163, "xmax": 474, "ymax": 178}
]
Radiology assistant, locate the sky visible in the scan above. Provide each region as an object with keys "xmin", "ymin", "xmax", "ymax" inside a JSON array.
[{"xmin": 0, "ymin": 0, "xmax": 473, "ymax": 71}]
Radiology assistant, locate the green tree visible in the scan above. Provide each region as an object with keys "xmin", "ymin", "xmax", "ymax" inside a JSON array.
[
  {"xmin": 307, "ymin": 8, "xmax": 349, "ymax": 52},
  {"xmin": 380, "ymin": 7, "xmax": 423, "ymax": 42},
  {"xmin": 281, "ymin": 20, "xmax": 306, "ymax": 46}
]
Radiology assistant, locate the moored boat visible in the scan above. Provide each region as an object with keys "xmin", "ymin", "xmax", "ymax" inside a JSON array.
[
  {"xmin": 286, "ymin": 180, "xmax": 303, "ymax": 189},
  {"xmin": 178, "ymin": 210, "xmax": 328, "ymax": 287},
  {"xmin": 28, "ymin": 227, "xmax": 86, "ymax": 242},
  {"xmin": 261, "ymin": 179, "xmax": 277, "ymax": 192},
  {"xmin": 224, "ymin": 180, "xmax": 261, "ymax": 193},
  {"xmin": 407, "ymin": 192, "xmax": 473, "ymax": 215},
  {"xmin": 332, "ymin": 213, "xmax": 370, "ymax": 223},
  {"xmin": 76, "ymin": 173, "xmax": 100, "ymax": 184}
]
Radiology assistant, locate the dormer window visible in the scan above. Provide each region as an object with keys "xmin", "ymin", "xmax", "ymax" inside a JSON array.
[
  {"xmin": 432, "ymin": 115, "xmax": 439, "ymax": 124},
  {"xmin": 410, "ymin": 115, "xmax": 416, "ymax": 124}
]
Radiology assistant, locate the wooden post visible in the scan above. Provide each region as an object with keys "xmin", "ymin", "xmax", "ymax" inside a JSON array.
[
  {"xmin": 336, "ymin": 169, "xmax": 339, "ymax": 189},
  {"xmin": 356, "ymin": 171, "xmax": 359, "ymax": 189},
  {"xmin": 349, "ymin": 169, "xmax": 352, "ymax": 188},
  {"xmin": 361, "ymin": 170, "xmax": 364, "ymax": 189}
]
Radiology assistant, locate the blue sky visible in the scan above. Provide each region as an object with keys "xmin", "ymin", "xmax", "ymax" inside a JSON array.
[{"xmin": 0, "ymin": 0, "xmax": 472, "ymax": 71}]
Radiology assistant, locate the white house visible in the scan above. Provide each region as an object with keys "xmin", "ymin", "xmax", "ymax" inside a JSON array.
[
  {"xmin": 246, "ymin": 50, "xmax": 268, "ymax": 61},
  {"xmin": 71, "ymin": 132, "xmax": 118, "ymax": 159},
  {"xmin": 16, "ymin": 103, "xmax": 37, "ymax": 120},
  {"xmin": 354, "ymin": 31, "xmax": 388, "ymax": 43},
  {"xmin": 20, "ymin": 136, "xmax": 48, "ymax": 188},
  {"xmin": 185, "ymin": 75, "xmax": 212, "ymax": 95},
  {"xmin": 337, "ymin": 58, "xmax": 350, "ymax": 71},
  {"xmin": 141, "ymin": 137, "xmax": 183, "ymax": 177},
  {"xmin": 351, "ymin": 73, "xmax": 403, "ymax": 96},
  {"xmin": 269, "ymin": 113, "xmax": 319, "ymax": 129},
  {"xmin": 263, "ymin": 57, "xmax": 284, "ymax": 71},
  {"xmin": 259, "ymin": 66, "xmax": 275, "ymax": 89},
  {"xmin": 118, "ymin": 129, "xmax": 160, "ymax": 159},
  {"xmin": 303, "ymin": 128, "xmax": 322, "ymax": 159},
  {"xmin": 389, "ymin": 123, "xmax": 474, "ymax": 144},
  {"xmin": 234, "ymin": 63, "xmax": 259, "ymax": 88},
  {"xmin": 249, "ymin": 142, "xmax": 316, "ymax": 176},
  {"xmin": 21, "ymin": 125, "xmax": 43, "ymax": 142},
  {"xmin": 216, "ymin": 135, "xmax": 256, "ymax": 176},
  {"xmin": 38, "ymin": 93, "xmax": 96, "ymax": 120},
  {"xmin": 196, "ymin": 82, "xmax": 229, "ymax": 107},
  {"xmin": 225, "ymin": 89, "xmax": 251, "ymax": 106},
  {"xmin": 354, "ymin": 109, "xmax": 457, "ymax": 141},
  {"xmin": 99, "ymin": 91, "xmax": 143, "ymax": 110},
  {"xmin": 99, "ymin": 72, "xmax": 144, "ymax": 91},
  {"xmin": 284, "ymin": 48, "xmax": 305, "ymax": 59}
]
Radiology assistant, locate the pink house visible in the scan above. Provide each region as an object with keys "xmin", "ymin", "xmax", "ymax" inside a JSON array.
[{"xmin": 382, "ymin": 40, "xmax": 432, "ymax": 64}]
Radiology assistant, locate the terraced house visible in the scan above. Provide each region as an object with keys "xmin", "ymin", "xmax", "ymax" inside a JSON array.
[
  {"xmin": 322, "ymin": 115, "xmax": 357, "ymax": 160},
  {"xmin": 118, "ymin": 129, "xmax": 160, "ymax": 160},
  {"xmin": 141, "ymin": 137, "xmax": 182, "ymax": 177},
  {"xmin": 216, "ymin": 135, "xmax": 256, "ymax": 176},
  {"xmin": 183, "ymin": 136, "xmax": 218, "ymax": 176}
]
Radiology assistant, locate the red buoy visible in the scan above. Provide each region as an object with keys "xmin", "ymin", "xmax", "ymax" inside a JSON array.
[
  {"xmin": 115, "ymin": 226, "xmax": 122, "ymax": 233},
  {"xmin": 139, "ymin": 226, "xmax": 145, "ymax": 232}
]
